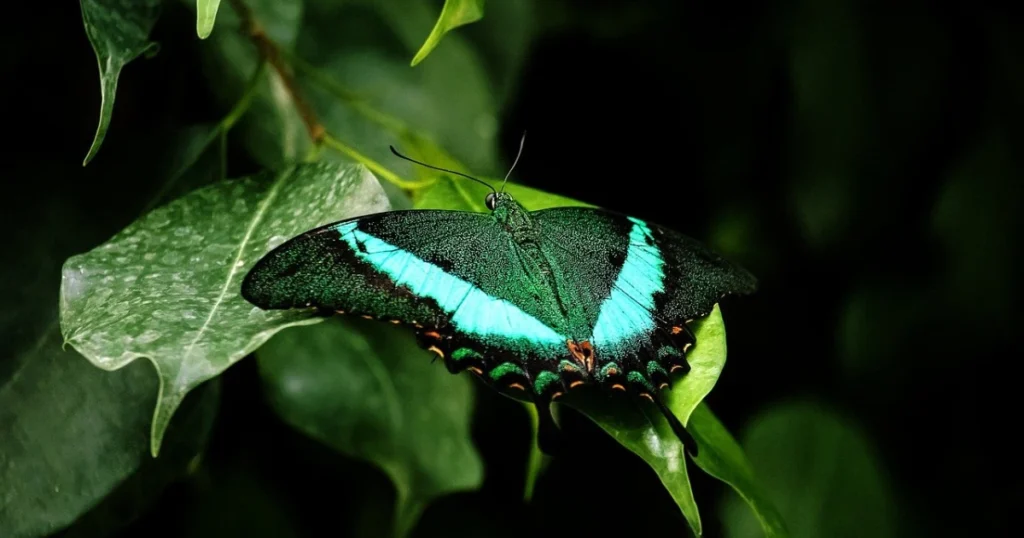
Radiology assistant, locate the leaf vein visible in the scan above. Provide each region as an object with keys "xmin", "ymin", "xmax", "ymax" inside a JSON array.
[{"xmin": 176, "ymin": 174, "xmax": 287, "ymax": 386}]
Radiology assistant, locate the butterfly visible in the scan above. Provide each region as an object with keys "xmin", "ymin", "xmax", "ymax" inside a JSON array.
[{"xmin": 241, "ymin": 141, "xmax": 757, "ymax": 457}]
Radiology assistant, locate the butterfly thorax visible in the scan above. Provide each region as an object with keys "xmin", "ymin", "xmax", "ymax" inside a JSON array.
[
  {"xmin": 490, "ymin": 194, "xmax": 591, "ymax": 339},
  {"xmin": 490, "ymin": 193, "xmax": 537, "ymax": 243}
]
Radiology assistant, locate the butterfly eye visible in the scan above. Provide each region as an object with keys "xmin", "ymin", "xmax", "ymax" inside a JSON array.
[{"xmin": 485, "ymin": 192, "xmax": 498, "ymax": 210}]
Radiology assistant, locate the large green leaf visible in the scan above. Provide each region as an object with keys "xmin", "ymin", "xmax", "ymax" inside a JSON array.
[
  {"xmin": 0, "ymin": 338, "xmax": 219, "ymax": 538},
  {"xmin": 58, "ymin": 162, "xmax": 391, "ymax": 456},
  {"xmin": 2, "ymin": 127, "xmax": 226, "ymax": 537},
  {"xmin": 79, "ymin": 0, "xmax": 162, "ymax": 165},
  {"xmin": 719, "ymin": 402, "xmax": 892, "ymax": 538},
  {"xmin": 257, "ymin": 316, "xmax": 483, "ymax": 538},
  {"xmin": 410, "ymin": 0, "xmax": 485, "ymax": 66}
]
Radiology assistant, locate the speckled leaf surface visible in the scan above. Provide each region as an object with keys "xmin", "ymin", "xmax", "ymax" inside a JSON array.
[
  {"xmin": 257, "ymin": 316, "xmax": 482, "ymax": 538},
  {"xmin": 79, "ymin": 0, "xmax": 162, "ymax": 165},
  {"xmin": 58, "ymin": 162, "xmax": 390, "ymax": 456}
]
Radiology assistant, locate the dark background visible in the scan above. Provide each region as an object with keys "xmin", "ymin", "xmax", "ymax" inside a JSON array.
[{"xmin": 4, "ymin": 0, "xmax": 1022, "ymax": 536}]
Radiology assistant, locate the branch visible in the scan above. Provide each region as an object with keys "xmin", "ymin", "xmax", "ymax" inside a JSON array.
[{"xmin": 227, "ymin": 0, "xmax": 324, "ymax": 143}]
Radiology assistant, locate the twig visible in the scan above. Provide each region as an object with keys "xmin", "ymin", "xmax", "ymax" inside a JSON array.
[{"xmin": 227, "ymin": 0, "xmax": 325, "ymax": 143}]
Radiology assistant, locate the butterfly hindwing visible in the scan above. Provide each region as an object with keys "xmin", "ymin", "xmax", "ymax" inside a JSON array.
[{"xmin": 531, "ymin": 206, "xmax": 756, "ymax": 394}]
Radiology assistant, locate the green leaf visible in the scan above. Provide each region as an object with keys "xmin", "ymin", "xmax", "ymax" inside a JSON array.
[
  {"xmin": 256, "ymin": 316, "xmax": 483, "ymax": 538},
  {"xmin": 58, "ymin": 162, "xmax": 391, "ymax": 456},
  {"xmin": 719, "ymin": 402, "xmax": 892, "ymax": 538},
  {"xmin": 196, "ymin": 0, "xmax": 221, "ymax": 38},
  {"xmin": 410, "ymin": 0, "xmax": 485, "ymax": 66},
  {"xmin": 2, "ymin": 130, "xmax": 223, "ymax": 536},
  {"xmin": 689, "ymin": 403, "xmax": 789, "ymax": 538},
  {"xmin": 79, "ymin": 0, "xmax": 162, "ymax": 165},
  {"xmin": 564, "ymin": 305, "xmax": 728, "ymax": 536},
  {"xmin": 0, "ymin": 327, "xmax": 219, "ymax": 537}
]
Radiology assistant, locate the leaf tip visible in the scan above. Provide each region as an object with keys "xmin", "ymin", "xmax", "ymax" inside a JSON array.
[
  {"xmin": 149, "ymin": 375, "xmax": 187, "ymax": 459},
  {"xmin": 196, "ymin": 0, "xmax": 221, "ymax": 39}
]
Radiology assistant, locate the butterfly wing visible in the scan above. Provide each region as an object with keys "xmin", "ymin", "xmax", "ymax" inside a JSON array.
[
  {"xmin": 241, "ymin": 209, "xmax": 571, "ymax": 358},
  {"xmin": 532, "ymin": 206, "xmax": 756, "ymax": 377}
]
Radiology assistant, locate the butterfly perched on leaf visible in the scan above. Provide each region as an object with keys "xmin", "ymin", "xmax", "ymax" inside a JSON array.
[{"xmin": 241, "ymin": 143, "xmax": 756, "ymax": 456}]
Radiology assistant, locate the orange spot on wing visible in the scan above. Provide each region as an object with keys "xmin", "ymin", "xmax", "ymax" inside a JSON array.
[
  {"xmin": 551, "ymin": 391, "xmax": 564, "ymax": 401},
  {"xmin": 569, "ymin": 380, "xmax": 584, "ymax": 389},
  {"xmin": 671, "ymin": 326, "xmax": 683, "ymax": 335},
  {"xmin": 639, "ymin": 392, "xmax": 654, "ymax": 402},
  {"xmin": 509, "ymin": 383, "xmax": 525, "ymax": 391},
  {"xmin": 658, "ymin": 382, "xmax": 669, "ymax": 390},
  {"xmin": 670, "ymin": 365, "xmax": 684, "ymax": 372},
  {"xmin": 567, "ymin": 339, "xmax": 596, "ymax": 373},
  {"xmin": 427, "ymin": 346, "xmax": 444, "ymax": 359},
  {"xmin": 468, "ymin": 367, "xmax": 483, "ymax": 375},
  {"xmin": 422, "ymin": 330, "xmax": 442, "ymax": 341},
  {"xmin": 611, "ymin": 384, "xmax": 626, "ymax": 391}
]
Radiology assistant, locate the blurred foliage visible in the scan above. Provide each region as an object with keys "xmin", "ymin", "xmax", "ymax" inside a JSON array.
[{"xmin": 1, "ymin": 0, "xmax": 1019, "ymax": 537}]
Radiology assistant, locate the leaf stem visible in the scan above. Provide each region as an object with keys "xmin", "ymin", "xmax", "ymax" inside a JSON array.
[
  {"xmin": 320, "ymin": 134, "xmax": 435, "ymax": 190},
  {"xmin": 227, "ymin": 0, "xmax": 324, "ymax": 143}
]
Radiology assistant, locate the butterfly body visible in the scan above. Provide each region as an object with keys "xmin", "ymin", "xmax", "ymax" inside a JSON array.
[{"xmin": 242, "ymin": 191, "xmax": 756, "ymax": 455}]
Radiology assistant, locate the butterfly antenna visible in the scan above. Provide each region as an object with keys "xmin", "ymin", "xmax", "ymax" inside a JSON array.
[
  {"xmin": 499, "ymin": 130, "xmax": 527, "ymax": 193},
  {"xmin": 389, "ymin": 146, "xmax": 495, "ymax": 192}
]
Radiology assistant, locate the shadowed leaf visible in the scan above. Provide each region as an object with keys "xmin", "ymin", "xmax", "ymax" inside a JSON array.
[
  {"xmin": 188, "ymin": 0, "xmax": 310, "ymax": 169},
  {"xmin": 58, "ymin": 162, "xmax": 390, "ymax": 456},
  {"xmin": 79, "ymin": 0, "xmax": 162, "ymax": 165},
  {"xmin": 300, "ymin": 0, "xmax": 499, "ymax": 175},
  {"xmin": 688, "ymin": 403, "xmax": 789, "ymax": 537},
  {"xmin": 719, "ymin": 402, "xmax": 889, "ymax": 538},
  {"xmin": 2, "ymin": 128, "xmax": 225, "ymax": 536},
  {"xmin": 257, "ymin": 316, "xmax": 483, "ymax": 538}
]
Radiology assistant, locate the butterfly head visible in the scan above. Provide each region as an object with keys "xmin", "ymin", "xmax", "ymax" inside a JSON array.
[{"xmin": 485, "ymin": 191, "xmax": 514, "ymax": 211}]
